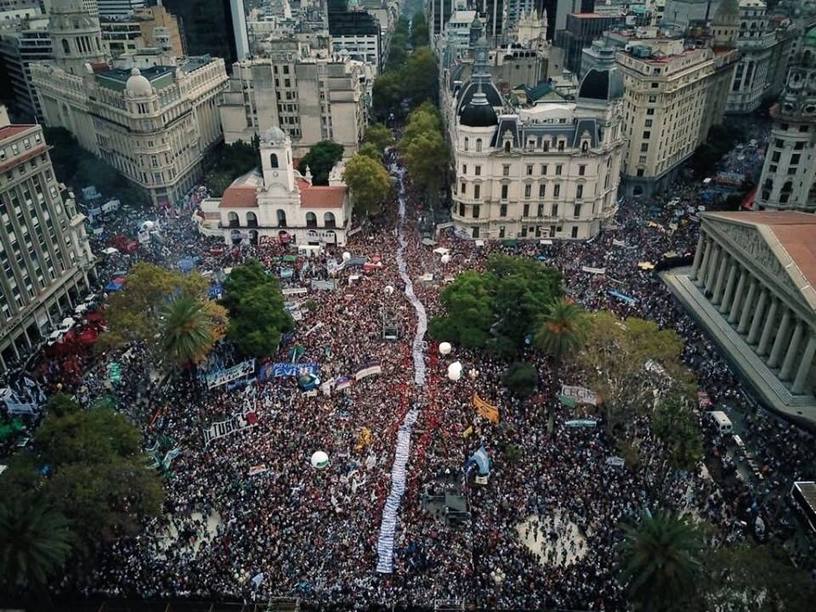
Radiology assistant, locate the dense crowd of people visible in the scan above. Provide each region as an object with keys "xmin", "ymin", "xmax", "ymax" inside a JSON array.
[{"xmin": 4, "ymin": 122, "xmax": 815, "ymax": 608}]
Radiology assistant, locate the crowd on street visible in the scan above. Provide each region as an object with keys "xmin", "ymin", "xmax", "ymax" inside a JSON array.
[{"xmin": 5, "ymin": 125, "xmax": 815, "ymax": 608}]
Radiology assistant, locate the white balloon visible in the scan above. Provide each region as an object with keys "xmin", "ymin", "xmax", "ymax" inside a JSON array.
[
  {"xmin": 310, "ymin": 451, "xmax": 330, "ymax": 469},
  {"xmin": 384, "ymin": 285, "xmax": 395, "ymax": 295},
  {"xmin": 439, "ymin": 342, "xmax": 452, "ymax": 355},
  {"xmin": 441, "ymin": 254, "xmax": 451, "ymax": 264},
  {"xmin": 448, "ymin": 369, "xmax": 462, "ymax": 381},
  {"xmin": 342, "ymin": 251, "xmax": 352, "ymax": 261}
]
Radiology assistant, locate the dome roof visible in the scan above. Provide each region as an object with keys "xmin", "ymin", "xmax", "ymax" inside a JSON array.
[
  {"xmin": 460, "ymin": 91, "xmax": 498, "ymax": 127},
  {"xmin": 261, "ymin": 126, "xmax": 288, "ymax": 144},
  {"xmin": 457, "ymin": 79, "xmax": 504, "ymax": 112},
  {"xmin": 578, "ymin": 68, "xmax": 624, "ymax": 101},
  {"xmin": 125, "ymin": 67, "xmax": 153, "ymax": 98}
]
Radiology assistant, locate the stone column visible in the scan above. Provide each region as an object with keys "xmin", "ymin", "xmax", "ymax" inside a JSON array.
[
  {"xmin": 690, "ymin": 234, "xmax": 705, "ymax": 280},
  {"xmin": 780, "ymin": 320, "xmax": 805, "ymax": 381},
  {"xmin": 713, "ymin": 254, "xmax": 730, "ymax": 304},
  {"xmin": 792, "ymin": 333, "xmax": 816, "ymax": 394},
  {"xmin": 738, "ymin": 279, "xmax": 758, "ymax": 334},
  {"xmin": 748, "ymin": 290, "xmax": 768, "ymax": 344},
  {"xmin": 728, "ymin": 270, "xmax": 748, "ymax": 324},
  {"xmin": 696, "ymin": 238, "xmax": 712, "ymax": 288},
  {"xmin": 757, "ymin": 298, "xmax": 779, "ymax": 356},
  {"xmin": 768, "ymin": 309, "xmax": 792, "ymax": 368},
  {"xmin": 719, "ymin": 260, "xmax": 739, "ymax": 313},
  {"xmin": 704, "ymin": 244, "xmax": 721, "ymax": 293}
]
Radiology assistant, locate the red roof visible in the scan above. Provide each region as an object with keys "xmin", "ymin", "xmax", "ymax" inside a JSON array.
[
  {"xmin": 0, "ymin": 124, "xmax": 36, "ymax": 143},
  {"xmin": 300, "ymin": 184, "xmax": 346, "ymax": 208},
  {"xmin": 220, "ymin": 185, "xmax": 257, "ymax": 208}
]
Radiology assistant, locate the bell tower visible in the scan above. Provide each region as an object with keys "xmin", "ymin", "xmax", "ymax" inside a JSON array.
[{"xmin": 260, "ymin": 127, "xmax": 295, "ymax": 192}]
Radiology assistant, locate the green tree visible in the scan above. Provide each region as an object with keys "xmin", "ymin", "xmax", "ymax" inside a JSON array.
[
  {"xmin": 299, "ymin": 140, "xmax": 343, "ymax": 185},
  {"xmin": 0, "ymin": 499, "xmax": 74, "ymax": 604},
  {"xmin": 222, "ymin": 261, "xmax": 293, "ymax": 358},
  {"xmin": 358, "ymin": 142, "xmax": 383, "ymax": 161},
  {"xmin": 429, "ymin": 271, "xmax": 494, "ymax": 349},
  {"xmin": 372, "ymin": 71, "xmax": 405, "ymax": 120},
  {"xmin": 535, "ymin": 299, "xmax": 587, "ymax": 367},
  {"xmin": 651, "ymin": 392, "xmax": 703, "ymax": 472},
  {"xmin": 159, "ymin": 295, "xmax": 228, "ymax": 368},
  {"xmin": 363, "ymin": 123, "xmax": 394, "ymax": 152},
  {"xmin": 204, "ymin": 139, "xmax": 259, "ymax": 196},
  {"xmin": 619, "ymin": 512, "xmax": 706, "ymax": 612},
  {"xmin": 503, "ymin": 362, "xmax": 538, "ymax": 398},
  {"xmin": 342, "ymin": 153, "xmax": 392, "ymax": 215},
  {"xmin": 411, "ymin": 11, "xmax": 429, "ymax": 47},
  {"xmin": 403, "ymin": 47, "xmax": 438, "ymax": 105}
]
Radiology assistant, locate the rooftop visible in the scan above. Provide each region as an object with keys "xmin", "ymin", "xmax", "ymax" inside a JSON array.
[{"xmin": 0, "ymin": 124, "xmax": 35, "ymax": 142}]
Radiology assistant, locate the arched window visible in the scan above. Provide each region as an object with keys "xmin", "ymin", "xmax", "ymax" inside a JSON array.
[
  {"xmin": 324, "ymin": 212, "xmax": 336, "ymax": 228},
  {"xmin": 306, "ymin": 212, "xmax": 317, "ymax": 228},
  {"xmin": 476, "ymin": 139, "xmax": 483, "ymax": 152},
  {"xmin": 246, "ymin": 211, "xmax": 258, "ymax": 227},
  {"xmin": 504, "ymin": 141, "xmax": 511, "ymax": 153},
  {"xmin": 61, "ymin": 39, "xmax": 70, "ymax": 54},
  {"xmin": 780, "ymin": 181, "xmax": 792, "ymax": 204},
  {"xmin": 227, "ymin": 211, "xmax": 239, "ymax": 228},
  {"xmin": 276, "ymin": 209, "xmax": 287, "ymax": 227},
  {"xmin": 269, "ymin": 153, "xmax": 279, "ymax": 168},
  {"xmin": 464, "ymin": 137, "xmax": 469, "ymax": 151}
]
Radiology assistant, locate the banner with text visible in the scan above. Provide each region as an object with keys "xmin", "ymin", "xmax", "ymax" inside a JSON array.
[
  {"xmin": 560, "ymin": 384, "xmax": 600, "ymax": 406},
  {"xmin": 472, "ymin": 394, "xmax": 500, "ymax": 424}
]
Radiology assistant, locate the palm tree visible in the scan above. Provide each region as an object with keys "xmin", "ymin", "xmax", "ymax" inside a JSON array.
[
  {"xmin": 534, "ymin": 298, "xmax": 587, "ymax": 367},
  {"xmin": 0, "ymin": 499, "xmax": 74, "ymax": 600},
  {"xmin": 619, "ymin": 511, "xmax": 706, "ymax": 611},
  {"xmin": 159, "ymin": 296, "xmax": 225, "ymax": 368}
]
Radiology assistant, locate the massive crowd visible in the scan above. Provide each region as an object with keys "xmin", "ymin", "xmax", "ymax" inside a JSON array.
[{"xmin": 5, "ymin": 125, "xmax": 815, "ymax": 608}]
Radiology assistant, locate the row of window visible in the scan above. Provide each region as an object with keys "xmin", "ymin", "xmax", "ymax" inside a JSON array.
[
  {"xmin": 461, "ymin": 162, "xmax": 589, "ymax": 178},
  {"xmin": 226, "ymin": 210, "xmax": 337, "ymax": 228},
  {"xmin": 0, "ymin": 131, "xmax": 41, "ymax": 162},
  {"xmin": 457, "ymin": 201, "xmax": 586, "ymax": 219},
  {"xmin": 467, "ymin": 225, "xmax": 581, "ymax": 239},
  {"xmin": 458, "ymin": 181, "xmax": 591, "ymax": 201}
]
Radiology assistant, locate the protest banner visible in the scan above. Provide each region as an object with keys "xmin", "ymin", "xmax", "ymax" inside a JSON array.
[
  {"xmin": 205, "ymin": 359, "xmax": 256, "ymax": 389},
  {"xmin": 258, "ymin": 362, "xmax": 319, "ymax": 381},
  {"xmin": 248, "ymin": 465, "xmax": 268, "ymax": 477},
  {"xmin": 565, "ymin": 419, "xmax": 597, "ymax": 428},
  {"xmin": 560, "ymin": 384, "xmax": 600, "ymax": 406},
  {"xmin": 472, "ymin": 394, "xmax": 500, "ymax": 424},
  {"xmin": 282, "ymin": 287, "xmax": 308, "ymax": 296},
  {"xmin": 355, "ymin": 364, "xmax": 382, "ymax": 381},
  {"xmin": 606, "ymin": 456, "xmax": 626, "ymax": 467},
  {"xmin": 581, "ymin": 266, "xmax": 606, "ymax": 275}
]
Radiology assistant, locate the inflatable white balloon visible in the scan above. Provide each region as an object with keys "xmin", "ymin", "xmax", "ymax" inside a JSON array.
[
  {"xmin": 439, "ymin": 342, "xmax": 452, "ymax": 355},
  {"xmin": 447, "ymin": 361, "xmax": 463, "ymax": 381},
  {"xmin": 310, "ymin": 451, "xmax": 330, "ymax": 469},
  {"xmin": 441, "ymin": 254, "xmax": 451, "ymax": 264},
  {"xmin": 384, "ymin": 285, "xmax": 395, "ymax": 295},
  {"xmin": 342, "ymin": 251, "xmax": 352, "ymax": 261}
]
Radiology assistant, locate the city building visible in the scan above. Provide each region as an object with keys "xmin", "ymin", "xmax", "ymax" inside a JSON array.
[
  {"xmin": 555, "ymin": 0, "xmax": 596, "ymax": 32},
  {"xmin": 198, "ymin": 126, "xmax": 352, "ymax": 247},
  {"xmin": 100, "ymin": 5, "xmax": 184, "ymax": 58},
  {"xmin": 665, "ymin": 211, "xmax": 816, "ymax": 427},
  {"xmin": 554, "ymin": 12, "xmax": 625, "ymax": 75},
  {"xmin": 96, "ymin": 0, "xmax": 145, "ymax": 19},
  {"xmin": 160, "ymin": 0, "xmax": 246, "ymax": 66},
  {"xmin": 447, "ymin": 35, "xmax": 626, "ymax": 241},
  {"xmin": 754, "ymin": 26, "xmax": 816, "ymax": 211},
  {"xmin": 31, "ymin": 0, "xmax": 228, "ymax": 206},
  {"xmin": 662, "ymin": 0, "xmax": 720, "ymax": 29},
  {"xmin": 0, "ymin": 0, "xmax": 39, "ymax": 24},
  {"xmin": 219, "ymin": 42, "xmax": 370, "ymax": 156},
  {"xmin": 613, "ymin": 18, "xmax": 739, "ymax": 196},
  {"xmin": 0, "ymin": 120, "xmax": 94, "ymax": 370},
  {"xmin": 328, "ymin": 2, "xmax": 381, "ymax": 71},
  {"xmin": 0, "ymin": 15, "xmax": 51, "ymax": 121}
]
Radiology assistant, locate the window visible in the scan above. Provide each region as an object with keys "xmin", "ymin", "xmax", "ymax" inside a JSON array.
[
  {"xmin": 552, "ymin": 203, "xmax": 558, "ymax": 217},
  {"xmin": 459, "ymin": 203, "xmax": 465, "ymax": 216},
  {"xmin": 576, "ymin": 185, "xmax": 583, "ymax": 199},
  {"xmin": 541, "ymin": 164, "xmax": 548, "ymax": 175},
  {"xmin": 474, "ymin": 184, "xmax": 480, "ymax": 199},
  {"xmin": 269, "ymin": 153, "xmax": 279, "ymax": 168},
  {"xmin": 472, "ymin": 226, "xmax": 480, "ymax": 238},
  {"xmin": 640, "ymin": 143, "xmax": 649, "ymax": 152},
  {"xmin": 526, "ymin": 164, "xmax": 533, "ymax": 175},
  {"xmin": 501, "ymin": 185, "xmax": 508, "ymax": 200},
  {"xmin": 503, "ymin": 165, "xmax": 510, "ymax": 177},
  {"xmin": 647, "ymin": 108, "xmax": 655, "ymax": 116},
  {"xmin": 574, "ymin": 204, "xmax": 581, "ymax": 217},
  {"xmin": 555, "ymin": 165, "xmax": 562, "ymax": 176},
  {"xmin": 475, "ymin": 165, "xmax": 481, "ymax": 176},
  {"xmin": 464, "ymin": 137, "xmax": 469, "ymax": 151},
  {"xmin": 475, "ymin": 139, "xmax": 482, "ymax": 152},
  {"xmin": 500, "ymin": 204, "xmax": 508, "ymax": 217},
  {"xmin": 277, "ymin": 209, "xmax": 287, "ymax": 227},
  {"xmin": 578, "ymin": 165, "xmax": 586, "ymax": 176},
  {"xmin": 61, "ymin": 38, "xmax": 69, "ymax": 54},
  {"xmin": 523, "ymin": 203, "xmax": 530, "ymax": 217},
  {"xmin": 472, "ymin": 205, "xmax": 480, "ymax": 218},
  {"xmin": 524, "ymin": 184, "xmax": 531, "ymax": 198},
  {"xmin": 772, "ymin": 151, "xmax": 781, "ymax": 162},
  {"xmin": 246, "ymin": 212, "xmax": 258, "ymax": 227},
  {"xmin": 539, "ymin": 184, "xmax": 546, "ymax": 198},
  {"xmin": 462, "ymin": 164, "xmax": 467, "ymax": 174},
  {"xmin": 324, "ymin": 212, "xmax": 336, "ymax": 228},
  {"xmin": 306, "ymin": 212, "xmax": 317, "ymax": 228},
  {"xmin": 537, "ymin": 204, "xmax": 544, "ymax": 217},
  {"xmin": 504, "ymin": 141, "xmax": 511, "ymax": 153},
  {"xmin": 461, "ymin": 182, "xmax": 466, "ymax": 195},
  {"xmin": 643, "ymin": 131, "xmax": 651, "ymax": 139},
  {"xmin": 499, "ymin": 226, "xmax": 506, "ymax": 238},
  {"xmin": 791, "ymin": 153, "xmax": 801, "ymax": 165},
  {"xmin": 645, "ymin": 120, "xmax": 653, "ymax": 127},
  {"xmin": 571, "ymin": 226, "xmax": 579, "ymax": 239},
  {"xmin": 553, "ymin": 184, "xmax": 560, "ymax": 198},
  {"xmin": 557, "ymin": 141, "xmax": 565, "ymax": 151}
]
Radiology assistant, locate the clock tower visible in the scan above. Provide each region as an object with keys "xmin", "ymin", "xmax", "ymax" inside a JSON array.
[{"xmin": 260, "ymin": 126, "xmax": 295, "ymax": 192}]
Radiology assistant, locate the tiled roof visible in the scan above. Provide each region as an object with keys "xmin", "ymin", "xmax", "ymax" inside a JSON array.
[
  {"xmin": 300, "ymin": 185, "xmax": 346, "ymax": 208},
  {"xmin": 0, "ymin": 124, "xmax": 35, "ymax": 142},
  {"xmin": 220, "ymin": 186, "xmax": 257, "ymax": 208}
]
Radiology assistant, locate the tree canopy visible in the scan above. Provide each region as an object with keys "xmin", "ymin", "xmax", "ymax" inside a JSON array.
[
  {"xmin": 221, "ymin": 261, "xmax": 293, "ymax": 358},
  {"xmin": 363, "ymin": 123, "xmax": 394, "ymax": 152},
  {"xmin": 299, "ymin": 140, "xmax": 344, "ymax": 185},
  {"xmin": 430, "ymin": 255, "xmax": 562, "ymax": 354},
  {"xmin": 203, "ymin": 137, "xmax": 259, "ymax": 196},
  {"xmin": 399, "ymin": 103, "xmax": 450, "ymax": 199},
  {"xmin": 342, "ymin": 153, "xmax": 392, "ymax": 216},
  {"xmin": 503, "ymin": 362, "xmax": 538, "ymax": 398},
  {"xmin": 535, "ymin": 299, "xmax": 588, "ymax": 367}
]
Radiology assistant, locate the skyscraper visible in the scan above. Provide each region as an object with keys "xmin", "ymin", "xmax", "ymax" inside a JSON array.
[{"xmin": 160, "ymin": 0, "xmax": 247, "ymax": 65}]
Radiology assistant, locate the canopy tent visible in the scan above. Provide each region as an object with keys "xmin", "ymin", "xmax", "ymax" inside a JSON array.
[{"xmin": 105, "ymin": 277, "xmax": 126, "ymax": 292}]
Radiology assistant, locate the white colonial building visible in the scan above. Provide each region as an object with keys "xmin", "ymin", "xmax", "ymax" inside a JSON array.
[
  {"xmin": 199, "ymin": 127, "xmax": 352, "ymax": 247},
  {"xmin": 447, "ymin": 36, "xmax": 626, "ymax": 241}
]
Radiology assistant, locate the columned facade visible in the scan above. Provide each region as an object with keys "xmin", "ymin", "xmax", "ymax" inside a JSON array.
[{"xmin": 684, "ymin": 213, "xmax": 816, "ymax": 416}]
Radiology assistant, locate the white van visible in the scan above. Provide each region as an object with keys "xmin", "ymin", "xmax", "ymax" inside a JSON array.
[{"xmin": 710, "ymin": 411, "xmax": 733, "ymax": 434}]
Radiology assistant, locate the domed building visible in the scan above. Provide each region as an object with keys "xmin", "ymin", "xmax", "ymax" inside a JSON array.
[
  {"xmin": 449, "ymin": 60, "xmax": 626, "ymax": 241},
  {"xmin": 754, "ymin": 26, "xmax": 816, "ymax": 211},
  {"xmin": 31, "ymin": 0, "xmax": 229, "ymax": 207}
]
